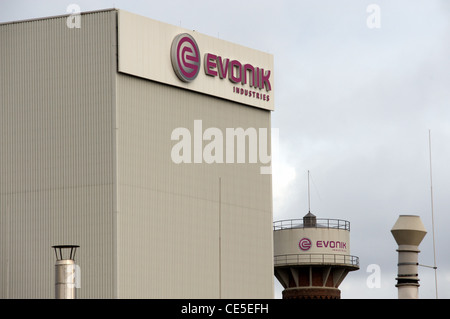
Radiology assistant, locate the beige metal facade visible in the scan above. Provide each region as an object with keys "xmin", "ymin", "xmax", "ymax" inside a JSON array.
[{"xmin": 0, "ymin": 9, "xmax": 274, "ymax": 298}]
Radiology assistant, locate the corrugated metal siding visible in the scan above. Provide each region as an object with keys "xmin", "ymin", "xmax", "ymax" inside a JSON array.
[
  {"xmin": 0, "ymin": 9, "xmax": 274, "ymax": 299},
  {"xmin": 116, "ymin": 74, "xmax": 274, "ymax": 298},
  {"xmin": 0, "ymin": 10, "xmax": 117, "ymax": 298}
]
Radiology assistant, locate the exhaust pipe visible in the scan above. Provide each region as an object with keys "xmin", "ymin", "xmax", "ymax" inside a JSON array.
[
  {"xmin": 391, "ymin": 215, "xmax": 426, "ymax": 299},
  {"xmin": 52, "ymin": 245, "xmax": 80, "ymax": 299}
]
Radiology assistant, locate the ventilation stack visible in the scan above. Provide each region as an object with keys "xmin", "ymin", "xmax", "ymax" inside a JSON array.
[
  {"xmin": 391, "ymin": 215, "xmax": 427, "ymax": 299},
  {"xmin": 273, "ymin": 212, "xmax": 359, "ymax": 299},
  {"xmin": 52, "ymin": 245, "xmax": 80, "ymax": 299}
]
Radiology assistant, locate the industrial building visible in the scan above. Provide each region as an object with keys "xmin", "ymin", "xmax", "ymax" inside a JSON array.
[{"xmin": 0, "ymin": 9, "xmax": 274, "ymax": 298}]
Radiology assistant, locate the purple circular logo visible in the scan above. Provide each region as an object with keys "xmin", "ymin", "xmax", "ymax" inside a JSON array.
[
  {"xmin": 171, "ymin": 33, "xmax": 200, "ymax": 82},
  {"xmin": 299, "ymin": 238, "xmax": 312, "ymax": 251}
]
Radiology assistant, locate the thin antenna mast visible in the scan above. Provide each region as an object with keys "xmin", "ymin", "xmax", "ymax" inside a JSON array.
[
  {"xmin": 428, "ymin": 130, "xmax": 438, "ymax": 299},
  {"xmin": 308, "ymin": 170, "xmax": 311, "ymax": 213}
]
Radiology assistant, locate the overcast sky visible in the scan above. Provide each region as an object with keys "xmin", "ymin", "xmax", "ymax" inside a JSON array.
[{"xmin": 1, "ymin": 0, "xmax": 449, "ymax": 299}]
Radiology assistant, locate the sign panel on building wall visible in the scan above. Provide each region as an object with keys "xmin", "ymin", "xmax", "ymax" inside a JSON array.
[{"xmin": 117, "ymin": 10, "xmax": 274, "ymax": 111}]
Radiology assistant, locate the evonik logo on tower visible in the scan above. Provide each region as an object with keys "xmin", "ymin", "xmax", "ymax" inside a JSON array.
[
  {"xmin": 299, "ymin": 238, "xmax": 312, "ymax": 251},
  {"xmin": 298, "ymin": 237, "xmax": 348, "ymax": 252}
]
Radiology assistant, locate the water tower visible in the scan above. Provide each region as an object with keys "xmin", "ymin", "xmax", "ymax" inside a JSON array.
[{"xmin": 273, "ymin": 212, "xmax": 359, "ymax": 299}]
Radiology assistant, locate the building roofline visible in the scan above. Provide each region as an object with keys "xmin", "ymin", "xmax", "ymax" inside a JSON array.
[{"xmin": 0, "ymin": 7, "xmax": 117, "ymax": 26}]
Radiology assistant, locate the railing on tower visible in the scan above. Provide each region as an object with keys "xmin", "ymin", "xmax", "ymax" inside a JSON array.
[{"xmin": 273, "ymin": 218, "xmax": 350, "ymax": 231}]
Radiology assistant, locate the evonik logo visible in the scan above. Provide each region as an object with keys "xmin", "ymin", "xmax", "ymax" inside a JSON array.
[
  {"xmin": 170, "ymin": 33, "xmax": 272, "ymax": 103},
  {"xmin": 299, "ymin": 238, "xmax": 312, "ymax": 251},
  {"xmin": 171, "ymin": 33, "xmax": 201, "ymax": 82}
]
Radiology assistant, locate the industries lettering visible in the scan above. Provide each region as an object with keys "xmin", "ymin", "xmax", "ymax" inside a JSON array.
[{"xmin": 233, "ymin": 86, "xmax": 270, "ymax": 102}]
